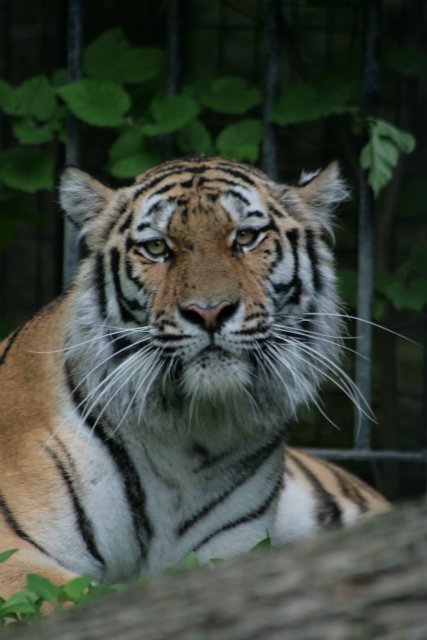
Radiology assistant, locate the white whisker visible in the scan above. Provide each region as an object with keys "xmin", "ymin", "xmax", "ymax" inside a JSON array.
[{"xmin": 283, "ymin": 312, "xmax": 419, "ymax": 346}]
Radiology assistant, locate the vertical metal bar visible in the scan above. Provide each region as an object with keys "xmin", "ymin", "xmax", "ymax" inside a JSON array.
[
  {"xmin": 354, "ymin": 0, "xmax": 381, "ymax": 449},
  {"xmin": 262, "ymin": 0, "xmax": 280, "ymax": 180},
  {"xmin": 167, "ymin": 0, "xmax": 182, "ymax": 96},
  {"xmin": 423, "ymin": 320, "xmax": 427, "ymax": 499},
  {"xmin": 62, "ymin": 0, "xmax": 83, "ymax": 289}
]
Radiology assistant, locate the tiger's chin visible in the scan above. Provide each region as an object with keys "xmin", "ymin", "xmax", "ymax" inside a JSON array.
[{"xmin": 181, "ymin": 348, "xmax": 251, "ymax": 402}]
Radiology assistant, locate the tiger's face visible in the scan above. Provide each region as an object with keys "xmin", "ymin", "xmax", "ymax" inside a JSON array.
[{"xmin": 61, "ymin": 158, "xmax": 347, "ymax": 430}]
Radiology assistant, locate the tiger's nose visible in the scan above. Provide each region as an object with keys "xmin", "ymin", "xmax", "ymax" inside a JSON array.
[{"xmin": 179, "ymin": 300, "xmax": 239, "ymax": 332}]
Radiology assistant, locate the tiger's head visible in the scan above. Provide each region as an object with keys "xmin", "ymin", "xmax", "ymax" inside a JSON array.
[{"xmin": 61, "ymin": 157, "xmax": 348, "ymax": 435}]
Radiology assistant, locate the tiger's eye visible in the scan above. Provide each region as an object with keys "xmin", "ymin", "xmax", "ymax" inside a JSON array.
[
  {"xmin": 144, "ymin": 238, "xmax": 168, "ymax": 257},
  {"xmin": 235, "ymin": 228, "xmax": 258, "ymax": 247}
]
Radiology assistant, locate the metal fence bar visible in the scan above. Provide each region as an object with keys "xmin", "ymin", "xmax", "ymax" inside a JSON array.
[
  {"xmin": 262, "ymin": 0, "xmax": 280, "ymax": 180},
  {"xmin": 354, "ymin": 0, "xmax": 381, "ymax": 449},
  {"xmin": 167, "ymin": 0, "xmax": 182, "ymax": 96},
  {"xmin": 62, "ymin": 0, "xmax": 83, "ymax": 290},
  {"xmin": 301, "ymin": 448, "xmax": 427, "ymax": 463}
]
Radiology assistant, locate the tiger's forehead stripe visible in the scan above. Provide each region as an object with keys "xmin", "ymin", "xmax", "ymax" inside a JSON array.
[
  {"xmin": 129, "ymin": 166, "xmax": 275, "ymax": 233},
  {"xmin": 220, "ymin": 185, "xmax": 270, "ymax": 225},
  {"xmin": 132, "ymin": 161, "xmax": 267, "ymax": 203}
]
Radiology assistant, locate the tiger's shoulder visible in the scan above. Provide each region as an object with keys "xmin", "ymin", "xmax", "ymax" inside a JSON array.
[{"xmin": 274, "ymin": 447, "xmax": 391, "ymax": 543}]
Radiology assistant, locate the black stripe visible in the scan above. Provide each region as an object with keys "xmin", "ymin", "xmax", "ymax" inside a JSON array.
[
  {"xmin": 94, "ymin": 253, "xmax": 107, "ymax": 319},
  {"xmin": 269, "ymin": 238, "xmax": 284, "ymax": 272},
  {"xmin": 0, "ymin": 491, "xmax": 49, "ymax": 557},
  {"xmin": 192, "ymin": 443, "xmax": 235, "ymax": 472},
  {"xmin": 286, "ymin": 229, "xmax": 302, "ymax": 305},
  {"xmin": 271, "ymin": 229, "xmax": 302, "ymax": 307},
  {"xmin": 305, "ymin": 229, "xmax": 323, "ymax": 292},
  {"xmin": 214, "ymin": 166, "xmax": 256, "ymax": 186},
  {"xmin": 227, "ymin": 190, "xmax": 250, "ymax": 205},
  {"xmin": 268, "ymin": 204, "xmax": 285, "ymax": 219},
  {"xmin": 179, "ymin": 432, "xmax": 284, "ymax": 537},
  {"xmin": 118, "ymin": 210, "xmax": 132, "ymax": 233},
  {"xmin": 65, "ymin": 364, "xmax": 153, "ymax": 555},
  {"xmin": 132, "ymin": 171, "xmax": 178, "ymax": 201},
  {"xmin": 330, "ymin": 465, "xmax": 369, "ymax": 513},
  {"xmin": 45, "ymin": 445, "xmax": 105, "ymax": 567},
  {"xmin": 193, "ymin": 475, "xmax": 283, "ymax": 552},
  {"xmin": 136, "ymin": 222, "xmax": 151, "ymax": 232},
  {"xmin": 246, "ymin": 209, "xmax": 265, "ymax": 218},
  {"xmin": 287, "ymin": 451, "xmax": 342, "ymax": 526},
  {"xmin": 109, "ymin": 247, "xmax": 142, "ymax": 323},
  {"xmin": 0, "ymin": 324, "xmax": 25, "ymax": 366},
  {"xmin": 109, "ymin": 334, "xmax": 136, "ymax": 359}
]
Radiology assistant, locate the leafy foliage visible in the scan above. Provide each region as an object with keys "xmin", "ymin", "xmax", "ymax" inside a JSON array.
[
  {"xmin": 0, "ymin": 148, "xmax": 53, "ymax": 192},
  {"xmin": 84, "ymin": 28, "xmax": 166, "ymax": 84},
  {"xmin": 140, "ymin": 94, "xmax": 199, "ymax": 136},
  {"xmin": 360, "ymin": 119, "xmax": 416, "ymax": 197},
  {"xmin": 108, "ymin": 129, "xmax": 161, "ymax": 178},
  {"xmin": 216, "ymin": 119, "xmax": 263, "ymax": 162},
  {"xmin": 200, "ymin": 76, "xmax": 262, "ymax": 114},
  {"xmin": 0, "ymin": 24, "xmax": 421, "ymax": 321},
  {"xmin": 270, "ymin": 72, "xmax": 360, "ymax": 126},
  {"xmin": 338, "ymin": 242, "xmax": 427, "ymax": 320},
  {"xmin": 57, "ymin": 80, "xmax": 131, "ymax": 127},
  {"xmin": 0, "ymin": 537, "xmax": 275, "ymax": 626}
]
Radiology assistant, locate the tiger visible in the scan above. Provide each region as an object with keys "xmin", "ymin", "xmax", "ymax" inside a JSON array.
[{"xmin": 0, "ymin": 157, "xmax": 390, "ymax": 599}]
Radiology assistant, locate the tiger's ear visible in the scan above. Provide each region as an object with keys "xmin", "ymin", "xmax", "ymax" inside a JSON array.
[
  {"xmin": 59, "ymin": 167, "xmax": 113, "ymax": 230},
  {"xmin": 295, "ymin": 163, "xmax": 349, "ymax": 229}
]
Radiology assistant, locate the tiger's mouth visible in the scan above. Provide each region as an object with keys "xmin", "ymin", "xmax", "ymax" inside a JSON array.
[{"xmin": 180, "ymin": 345, "xmax": 252, "ymax": 399}]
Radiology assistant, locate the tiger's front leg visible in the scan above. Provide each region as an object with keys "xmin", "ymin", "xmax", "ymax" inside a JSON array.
[{"xmin": 0, "ymin": 529, "xmax": 77, "ymax": 600}]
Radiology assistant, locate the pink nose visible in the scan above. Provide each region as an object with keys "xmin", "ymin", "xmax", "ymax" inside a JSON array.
[{"xmin": 180, "ymin": 300, "xmax": 238, "ymax": 331}]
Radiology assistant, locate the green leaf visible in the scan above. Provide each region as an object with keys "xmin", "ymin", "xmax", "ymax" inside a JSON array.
[
  {"xmin": 119, "ymin": 48, "xmax": 166, "ymax": 84},
  {"xmin": 216, "ymin": 119, "xmax": 262, "ymax": 162},
  {"xmin": 26, "ymin": 574, "xmax": 60, "ymax": 604},
  {"xmin": 383, "ymin": 279, "xmax": 427, "ymax": 312},
  {"xmin": 0, "ymin": 590, "xmax": 39, "ymax": 617},
  {"xmin": 251, "ymin": 536, "xmax": 272, "ymax": 552},
  {"xmin": 0, "ymin": 601, "xmax": 38, "ymax": 616},
  {"xmin": 5, "ymin": 75, "xmax": 57, "ymax": 121},
  {"xmin": 0, "ymin": 148, "xmax": 53, "ymax": 192},
  {"xmin": 58, "ymin": 575, "xmax": 92, "ymax": 602},
  {"xmin": 0, "ymin": 549, "xmax": 17, "ymax": 564},
  {"xmin": 141, "ymin": 95, "xmax": 199, "ymax": 136},
  {"xmin": 51, "ymin": 68, "xmax": 69, "ymax": 88},
  {"xmin": 376, "ymin": 243, "xmax": 427, "ymax": 313},
  {"xmin": 270, "ymin": 75, "xmax": 359, "ymax": 127},
  {"xmin": 175, "ymin": 120, "xmax": 213, "ymax": 155},
  {"xmin": 163, "ymin": 551, "xmax": 199, "ymax": 575},
  {"xmin": 84, "ymin": 28, "xmax": 131, "ymax": 81},
  {"xmin": 360, "ymin": 119, "xmax": 416, "ymax": 197},
  {"xmin": 201, "ymin": 76, "xmax": 262, "ymax": 115},
  {"xmin": 84, "ymin": 28, "xmax": 165, "ymax": 84},
  {"xmin": 13, "ymin": 118, "xmax": 55, "ymax": 144},
  {"xmin": 108, "ymin": 129, "xmax": 161, "ymax": 178},
  {"xmin": 0, "ymin": 79, "xmax": 14, "ymax": 113},
  {"xmin": 374, "ymin": 119, "xmax": 416, "ymax": 154},
  {"xmin": 57, "ymin": 80, "xmax": 130, "ymax": 127},
  {"xmin": 386, "ymin": 45, "xmax": 427, "ymax": 79}
]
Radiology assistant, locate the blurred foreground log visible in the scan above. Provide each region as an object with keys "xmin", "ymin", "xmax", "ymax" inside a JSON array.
[{"xmin": 10, "ymin": 502, "xmax": 427, "ymax": 640}]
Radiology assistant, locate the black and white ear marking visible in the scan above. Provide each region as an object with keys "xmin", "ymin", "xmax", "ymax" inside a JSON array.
[
  {"xmin": 298, "ymin": 168, "xmax": 321, "ymax": 187},
  {"xmin": 297, "ymin": 162, "xmax": 349, "ymax": 212},
  {"xmin": 59, "ymin": 168, "xmax": 113, "ymax": 230}
]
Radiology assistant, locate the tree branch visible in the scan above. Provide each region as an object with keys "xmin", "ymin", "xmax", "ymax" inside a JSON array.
[{"xmin": 11, "ymin": 502, "xmax": 427, "ymax": 640}]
